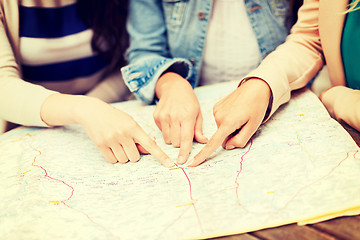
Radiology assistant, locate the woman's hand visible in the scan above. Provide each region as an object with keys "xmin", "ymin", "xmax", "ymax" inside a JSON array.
[
  {"xmin": 188, "ymin": 78, "xmax": 271, "ymax": 167},
  {"xmin": 320, "ymin": 86, "xmax": 360, "ymax": 132},
  {"xmin": 154, "ymin": 72, "xmax": 208, "ymax": 164},
  {"xmin": 40, "ymin": 94, "xmax": 174, "ymax": 167},
  {"xmin": 319, "ymin": 86, "xmax": 346, "ymax": 118}
]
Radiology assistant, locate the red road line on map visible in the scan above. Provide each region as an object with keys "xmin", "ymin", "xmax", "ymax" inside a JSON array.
[
  {"xmin": 235, "ymin": 139, "xmax": 253, "ymax": 210},
  {"xmin": 175, "ymin": 163, "xmax": 194, "ymax": 201},
  {"xmin": 174, "ymin": 163, "xmax": 204, "ymax": 232},
  {"xmin": 156, "ymin": 206, "xmax": 192, "ymax": 239},
  {"xmin": 31, "ymin": 148, "xmax": 74, "ymax": 203},
  {"xmin": 62, "ymin": 202, "xmax": 120, "ymax": 239},
  {"xmin": 29, "ymin": 143, "xmax": 119, "ymax": 239},
  {"xmin": 238, "ymin": 150, "xmax": 355, "ymax": 216},
  {"xmin": 353, "ymin": 150, "xmax": 360, "ymax": 160},
  {"xmin": 278, "ymin": 150, "xmax": 353, "ymax": 212}
]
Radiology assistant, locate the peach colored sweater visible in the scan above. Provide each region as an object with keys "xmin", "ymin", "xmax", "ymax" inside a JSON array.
[{"xmin": 245, "ymin": 0, "xmax": 360, "ymax": 130}]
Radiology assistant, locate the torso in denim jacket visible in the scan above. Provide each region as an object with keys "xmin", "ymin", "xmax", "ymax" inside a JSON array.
[{"xmin": 121, "ymin": 0, "xmax": 291, "ymax": 104}]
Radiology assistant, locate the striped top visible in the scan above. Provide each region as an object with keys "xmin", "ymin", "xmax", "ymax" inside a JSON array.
[{"xmin": 19, "ymin": 0, "xmax": 109, "ymax": 95}]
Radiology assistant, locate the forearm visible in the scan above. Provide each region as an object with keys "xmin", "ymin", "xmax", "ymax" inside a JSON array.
[
  {"xmin": 0, "ymin": 78, "xmax": 57, "ymax": 126},
  {"xmin": 0, "ymin": 17, "xmax": 56, "ymax": 127},
  {"xmin": 242, "ymin": 0, "xmax": 323, "ymax": 119},
  {"xmin": 40, "ymin": 93, "xmax": 104, "ymax": 127}
]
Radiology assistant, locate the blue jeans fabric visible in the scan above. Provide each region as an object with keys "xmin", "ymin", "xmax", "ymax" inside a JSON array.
[{"xmin": 121, "ymin": 0, "xmax": 291, "ymax": 104}]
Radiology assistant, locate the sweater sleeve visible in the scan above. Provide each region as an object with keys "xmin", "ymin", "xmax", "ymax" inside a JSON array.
[
  {"xmin": 0, "ymin": 11, "xmax": 56, "ymax": 127},
  {"xmin": 240, "ymin": 0, "xmax": 324, "ymax": 121}
]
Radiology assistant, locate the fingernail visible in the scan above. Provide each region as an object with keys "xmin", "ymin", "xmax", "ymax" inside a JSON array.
[
  {"xmin": 226, "ymin": 145, "xmax": 235, "ymax": 150},
  {"xmin": 201, "ymin": 136, "xmax": 208, "ymax": 142},
  {"xmin": 186, "ymin": 158, "xmax": 196, "ymax": 167},
  {"xmin": 164, "ymin": 158, "xmax": 175, "ymax": 168},
  {"xmin": 177, "ymin": 156, "xmax": 186, "ymax": 164}
]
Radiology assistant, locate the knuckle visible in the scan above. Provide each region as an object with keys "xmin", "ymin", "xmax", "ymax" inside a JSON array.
[
  {"xmin": 115, "ymin": 128, "xmax": 130, "ymax": 138},
  {"xmin": 95, "ymin": 139, "xmax": 108, "ymax": 149},
  {"xmin": 153, "ymin": 109, "xmax": 160, "ymax": 120},
  {"xmin": 213, "ymin": 110, "xmax": 224, "ymax": 122},
  {"xmin": 212, "ymin": 105, "xmax": 217, "ymax": 113},
  {"xmin": 156, "ymin": 112, "xmax": 169, "ymax": 122},
  {"xmin": 189, "ymin": 106, "xmax": 200, "ymax": 117},
  {"xmin": 214, "ymin": 116, "xmax": 224, "ymax": 127},
  {"xmin": 169, "ymin": 112, "xmax": 182, "ymax": 122},
  {"xmin": 213, "ymin": 105, "xmax": 221, "ymax": 116},
  {"xmin": 101, "ymin": 132, "xmax": 120, "ymax": 144},
  {"xmin": 127, "ymin": 121, "xmax": 139, "ymax": 131},
  {"xmin": 189, "ymin": 106, "xmax": 199, "ymax": 115},
  {"xmin": 145, "ymin": 138, "xmax": 157, "ymax": 150},
  {"xmin": 222, "ymin": 117, "xmax": 234, "ymax": 127},
  {"xmin": 173, "ymin": 109, "xmax": 197, "ymax": 122}
]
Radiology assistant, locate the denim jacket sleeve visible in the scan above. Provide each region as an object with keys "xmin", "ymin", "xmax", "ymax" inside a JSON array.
[{"xmin": 121, "ymin": 0, "xmax": 193, "ymax": 104}]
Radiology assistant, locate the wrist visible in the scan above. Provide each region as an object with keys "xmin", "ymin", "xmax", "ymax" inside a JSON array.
[
  {"xmin": 320, "ymin": 86, "xmax": 350, "ymax": 117},
  {"xmin": 241, "ymin": 78, "xmax": 273, "ymax": 121},
  {"xmin": 242, "ymin": 78, "xmax": 271, "ymax": 100},
  {"xmin": 155, "ymin": 72, "xmax": 190, "ymax": 99},
  {"xmin": 72, "ymin": 95, "xmax": 105, "ymax": 125}
]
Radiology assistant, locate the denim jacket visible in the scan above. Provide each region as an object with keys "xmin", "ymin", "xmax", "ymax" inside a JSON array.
[{"xmin": 121, "ymin": 0, "xmax": 291, "ymax": 104}]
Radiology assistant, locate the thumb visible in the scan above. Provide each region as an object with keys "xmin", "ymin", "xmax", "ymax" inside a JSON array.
[{"xmin": 224, "ymin": 122, "xmax": 256, "ymax": 150}]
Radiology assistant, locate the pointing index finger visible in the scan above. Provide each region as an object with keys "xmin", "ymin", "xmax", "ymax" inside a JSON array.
[
  {"xmin": 135, "ymin": 129, "xmax": 174, "ymax": 168},
  {"xmin": 188, "ymin": 125, "xmax": 233, "ymax": 167},
  {"xmin": 177, "ymin": 119, "xmax": 196, "ymax": 164}
]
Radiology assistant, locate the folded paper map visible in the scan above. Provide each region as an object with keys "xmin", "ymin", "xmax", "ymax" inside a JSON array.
[{"xmin": 1, "ymin": 81, "xmax": 359, "ymax": 239}]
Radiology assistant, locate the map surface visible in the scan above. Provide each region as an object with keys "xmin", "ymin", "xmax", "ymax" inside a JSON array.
[{"xmin": 1, "ymin": 81, "xmax": 360, "ymax": 239}]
